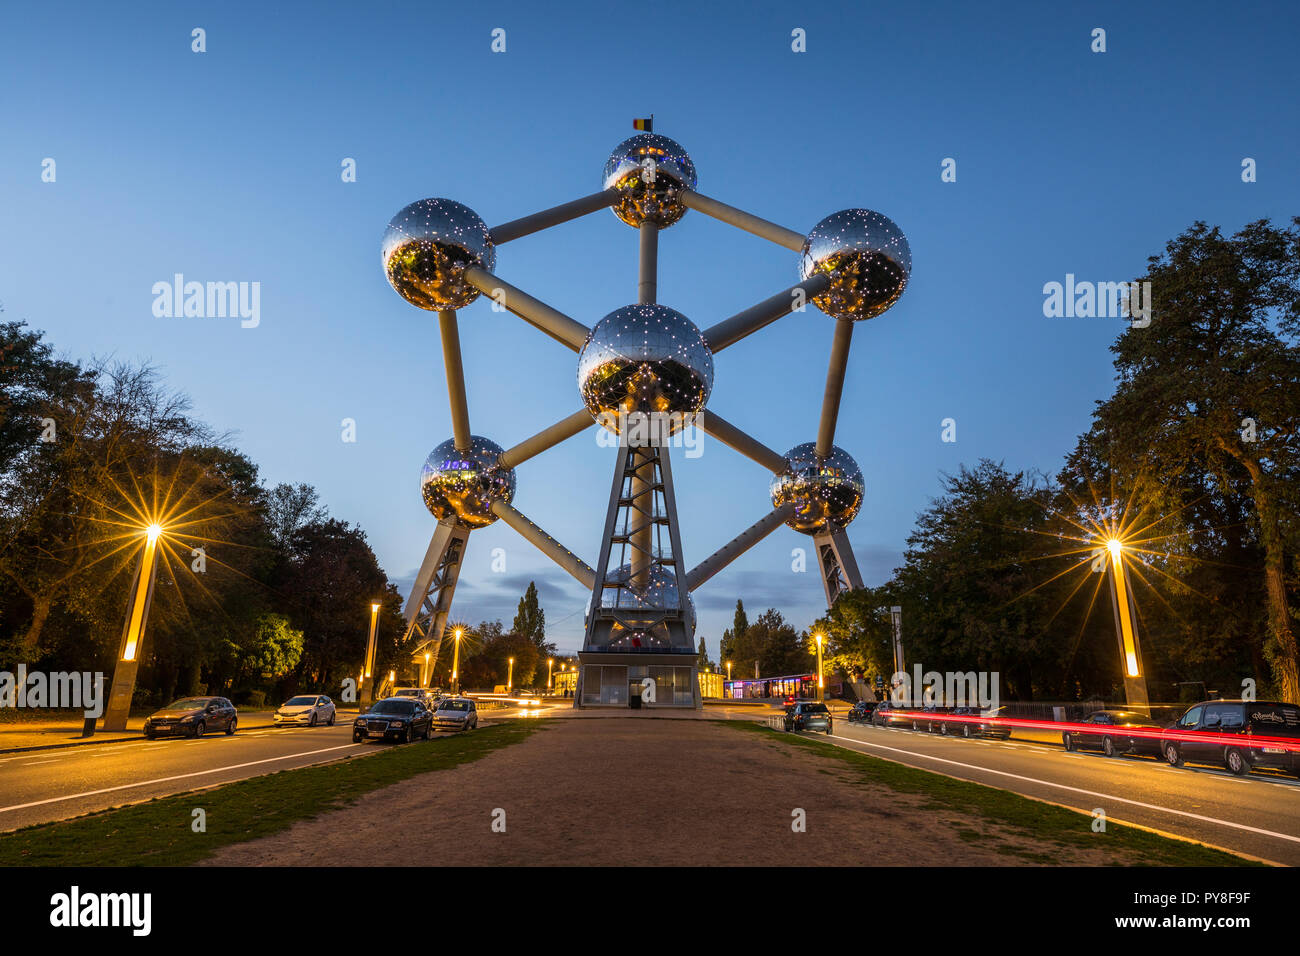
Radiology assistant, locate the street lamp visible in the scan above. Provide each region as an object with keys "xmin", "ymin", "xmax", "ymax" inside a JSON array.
[
  {"xmin": 548, "ymin": 657, "xmax": 554, "ymax": 691},
  {"xmin": 451, "ymin": 627, "xmax": 463, "ymax": 694},
  {"xmin": 423, "ymin": 652, "xmax": 431, "ymax": 688},
  {"xmin": 363, "ymin": 602, "xmax": 380, "ymax": 703},
  {"xmin": 507, "ymin": 656, "xmax": 514, "ymax": 692},
  {"xmin": 102, "ymin": 523, "xmax": 164, "ymax": 732},
  {"xmin": 814, "ymin": 633, "xmax": 825, "ymax": 701},
  {"xmin": 1103, "ymin": 537, "xmax": 1150, "ymax": 714}
]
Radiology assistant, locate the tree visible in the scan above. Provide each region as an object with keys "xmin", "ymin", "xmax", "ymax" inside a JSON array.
[
  {"xmin": 264, "ymin": 482, "xmax": 327, "ymax": 551},
  {"xmin": 813, "ymin": 587, "xmax": 896, "ymax": 686},
  {"xmin": 1083, "ymin": 218, "xmax": 1300, "ymax": 699},
  {"xmin": 718, "ymin": 599, "xmax": 750, "ymax": 673},
  {"xmin": 512, "ymin": 581, "xmax": 547, "ymax": 648},
  {"xmin": 696, "ymin": 636, "xmax": 711, "ymax": 669}
]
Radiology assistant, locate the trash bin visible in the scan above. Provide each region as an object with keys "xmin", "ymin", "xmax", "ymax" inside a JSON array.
[{"xmin": 629, "ymin": 692, "xmax": 642, "ymax": 710}]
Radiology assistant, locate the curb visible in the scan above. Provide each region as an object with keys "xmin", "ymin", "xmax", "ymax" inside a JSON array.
[{"xmin": 0, "ymin": 721, "xmax": 281, "ymax": 756}]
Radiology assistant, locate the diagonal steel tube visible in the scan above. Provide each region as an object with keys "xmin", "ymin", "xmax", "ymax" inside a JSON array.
[
  {"xmin": 704, "ymin": 274, "xmax": 831, "ymax": 352},
  {"xmin": 489, "ymin": 188, "xmax": 620, "ymax": 245},
  {"xmin": 491, "ymin": 499, "xmax": 596, "ymax": 590},
  {"xmin": 816, "ymin": 318, "xmax": 855, "ymax": 459},
  {"xmin": 685, "ymin": 503, "xmax": 795, "ymax": 591},
  {"xmin": 498, "ymin": 409, "xmax": 594, "ymax": 469},
  {"xmin": 679, "ymin": 189, "xmax": 807, "ymax": 251},
  {"xmin": 697, "ymin": 410, "xmax": 788, "ymax": 474},
  {"xmin": 438, "ymin": 310, "xmax": 472, "ymax": 452},
  {"xmin": 463, "ymin": 266, "xmax": 590, "ymax": 351}
]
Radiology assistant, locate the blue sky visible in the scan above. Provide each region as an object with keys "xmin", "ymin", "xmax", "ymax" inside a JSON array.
[{"xmin": 2, "ymin": 1, "xmax": 1297, "ymax": 655}]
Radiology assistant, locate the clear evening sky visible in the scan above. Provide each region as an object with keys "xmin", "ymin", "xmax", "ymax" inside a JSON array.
[{"xmin": 3, "ymin": 1, "xmax": 1297, "ymax": 655}]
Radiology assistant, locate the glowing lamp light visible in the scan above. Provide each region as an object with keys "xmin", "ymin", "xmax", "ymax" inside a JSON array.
[
  {"xmin": 1107, "ymin": 538, "xmax": 1141, "ymax": 678},
  {"xmin": 122, "ymin": 524, "xmax": 164, "ymax": 661}
]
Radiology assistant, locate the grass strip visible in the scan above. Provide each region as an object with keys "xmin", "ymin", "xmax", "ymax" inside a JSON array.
[
  {"xmin": 0, "ymin": 720, "xmax": 541, "ymax": 867},
  {"xmin": 726, "ymin": 721, "xmax": 1259, "ymax": 866}
]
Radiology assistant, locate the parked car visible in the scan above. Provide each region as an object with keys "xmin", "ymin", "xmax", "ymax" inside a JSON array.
[
  {"xmin": 431, "ymin": 697, "xmax": 479, "ymax": 732},
  {"xmin": 916, "ymin": 704, "xmax": 950, "ymax": 733},
  {"xmin": 847, "ymin": 700, "xmax": 877, "ymax": 723},
  {"xmin": 872, "ymin": 699, "xmax": 913, "ymax": 729},
  {"xmin": 144, "ymin": 697, "xmax": 237, "ymax": 739},
  {"xmin": 352, "ymin": 697, "xmax": 433, "ymax": 743},
  {"xmin": 784, "ymin": 701, "xmax": 833, "ymax": 734},
  {"xmin": 1160, "ymin": 700, "xmax": 1300, "ymax": 776},
  {"xmin": 393, "ymin": 687, "xmax": 439, "ymax": 707},
  {"xmin": 274, "ymin": 694, "xmax": 336, "ymax": 727},
  {"xmin": 1062, "ymin": 709, "xmax": 1162, "ymax": 757},
  {"xmin": 941, "ymin": 706, "xmax": 1012, "ymax": 740}
]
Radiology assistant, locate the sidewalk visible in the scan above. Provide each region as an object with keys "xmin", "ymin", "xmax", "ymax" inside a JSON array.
[{"xmin": 0, "ymin": 711, "xmax": 282, "ymax": 754}]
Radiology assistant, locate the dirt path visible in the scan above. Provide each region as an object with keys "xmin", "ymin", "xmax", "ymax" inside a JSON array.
[{"xmin": 201, "ymin": 719, "xmax": 1127, "ymax": 866}]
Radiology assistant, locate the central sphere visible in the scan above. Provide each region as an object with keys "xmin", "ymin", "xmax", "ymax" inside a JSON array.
[
  {"xmin": 578, "ymin": 304, "xmax": 713, "ymax": 432},
  {"xmin": 770, "ymin": 442, "xmax": 865, "ymax": 535},
  {"xmin": 799, "ymin": 209, "xmax": 911, "ymax": 320},
  {"xmin": 420, "ymin": 436, "xmax": 515, "ymax": 529},
  {"xmin": 602, "ymin": 133, "xmax": 697, "ymax": 228},
  {"xmin": 382, "ymin": 198, "xmax": 496, "ymax": 311}
]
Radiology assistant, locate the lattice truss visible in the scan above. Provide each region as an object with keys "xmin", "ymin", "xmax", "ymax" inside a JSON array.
[{"xmin": 380, "ymin": 128, "xmax": 911, "ymax": 684}]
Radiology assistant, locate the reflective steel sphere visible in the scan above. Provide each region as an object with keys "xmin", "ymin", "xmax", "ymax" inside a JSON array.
[
  {"xmin": 578, "ymin": 304, "xmax": 713, "ymax": 432},
  {"xmin": 602, "ymin": 133, "xmax": 697, "ymax": 228},
  {"xmin": 770, "ymin": 442, "xmax": 865, "ymax": 535},
  {"xmin": 419, "ymin": 436, "xmax": 515, "ymax": 528},
  {"xmin": 799, "ymin": 209, "xmax": 911, "ymax": 320},
  {"xmin": 382, "ymin": 198, "xmax": 496, "ymax": 311},
  {"xmin": 602, "ymin": 564, "xmax": 697, "ymax": 648}
]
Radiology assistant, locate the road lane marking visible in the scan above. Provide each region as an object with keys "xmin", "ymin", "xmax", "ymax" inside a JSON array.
[
  {"xmin": 826, "ymin": 732, "xmax": 1300, "ymax": 847},
  {"xmin": 0, "ymin": 743, "xmax": 365, "ymax": 815}
]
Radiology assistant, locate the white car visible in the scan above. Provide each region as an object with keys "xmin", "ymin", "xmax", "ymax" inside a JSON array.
[
  {"xmin": 432, "ymin": 697, "xmax": 478, "ymax": 732},
  {"xmin": 274, "ymin": 694, "xmax": 336, "ymax": 727}
]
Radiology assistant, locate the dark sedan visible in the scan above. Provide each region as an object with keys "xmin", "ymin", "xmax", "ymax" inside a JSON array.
[
  {"xmin": 1062, "ymin": 709, "xmax": 1163, "ymax": 757},
  {"xmin": 144, "ymin": 697, "xmax": 237, "ymax": 739},
  {"xmin": 784, "ymin": 701, "xmax": 833, "ymax": 734},
  {"xmin": 353, "ymin": 697, "xmax": 433, "ymax": 744},
  {"xmin": 847, "ymin": 700, "xmax": 877, "ymax": 723},
  {"xmin": 1160, "ymin": 700, "xmax": 1300, "ymax": 776},
  {"xmin": 939, "ymin": 706, "xmax": 1012, "ymax": 739},
  {"xmin": 871, "ymin": 699, "xmax": 912, "ymax": 728}
]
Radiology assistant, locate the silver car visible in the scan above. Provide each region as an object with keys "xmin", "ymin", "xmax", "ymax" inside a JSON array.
[
  {"xmin": 274, "ymin": 694, "xmax": 337, "ymax": 727},
  {"xmin": 432, "ymin": 697, "xmax": 478, "ymax": 732}
]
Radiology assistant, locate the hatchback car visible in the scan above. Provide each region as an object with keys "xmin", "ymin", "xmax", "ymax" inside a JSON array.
[
  {"xmin": 352, "ymin": 697, "xmax": 433, "ymax": 743},
  {"xmin": 1062, "ymin": 709, "xmax": 1162, "ymax": 757},
  {"xmin": 784, "ymin": 701, "xmax": 833, "ymax": 734},
  {"xmin": 432, "ymin": 697, "xmax": 479, "ymax": 732},
  {"xmin": 1160, "ymin": 700, "xmax": 1300, "ymax": 776},
  {"xmin": 274, "ymin": 694, "xmax": 336, "ymax": 727},
  {"xmin": 144, "ymin": 697, "xmax": 237, "ymax": 739}
]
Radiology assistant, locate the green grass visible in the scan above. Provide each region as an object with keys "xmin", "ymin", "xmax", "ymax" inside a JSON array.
[
  {"xmin": 726, "ymin": 721, "xmax": 1260, "ymax": 866},
  {"xmin": 0, "ymin": 720, "xmax": 541, "ymax": 866}
]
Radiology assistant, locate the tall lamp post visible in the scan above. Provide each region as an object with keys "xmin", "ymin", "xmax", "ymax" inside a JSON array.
[
  {"xmin": 1105, "ymin": 538, "xmax": 1151, "ymax": 714},
  {"xmin": 814, "ymin": 633, "xmax": 825, "ymax": 701},
  {"xmin": 507, "ymin": 656, "xmax": 514, "ymax": 693},
  {"xmin": 547, "ymin": 657, "xmax": 554, "ymax": 692},
  {"xmin": 363, "ymin": 602, "xmax": 380, "ymax": 704},
  {"xmin": 102, "ymin": 524, "xmax": 164, "ymax": 732},
  {"xmin": 451, "ymin": 627, "xmax": 463, "ymax": 694},
  {"xmin": 422, "ymin": 652, "xmax": 431, "ymax": 688}
]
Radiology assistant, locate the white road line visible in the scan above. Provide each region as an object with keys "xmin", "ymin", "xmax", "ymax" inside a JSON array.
[
  {"xmin": 826, "ymin": 733, "xmax": 1300, "ymax": 847},
  {"xmin": 0, "ymin": 743, "xmax": 364, "ymax": 815}
]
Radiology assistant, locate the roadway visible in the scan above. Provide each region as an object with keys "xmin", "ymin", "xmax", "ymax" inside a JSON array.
[{"xmin": 821, "ymin": 720, "xmax": 1300, "ymax": 865}]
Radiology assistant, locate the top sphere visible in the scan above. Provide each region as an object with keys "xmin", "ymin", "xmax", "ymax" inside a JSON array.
[
  {"xmin": 383, "ymin": 198, "xmax": 496, "ymax": 311},
  {"xmin": 799, "ymin": 209, "xmax": 911, "ymax": 320},
  {"xmin": 602, "ymin": 133, "xmax": 698, "ymax": 228},
  {"xmin": 419, "ymin": 435, "xmax": 516, "ymax": 529},
  {"xmin": 577, "ymin": 303, "xmax": 713, "ymax": 432},
  {"xmin": 770, "ymin": 442, "xmax": 865, "ymax": 535}
]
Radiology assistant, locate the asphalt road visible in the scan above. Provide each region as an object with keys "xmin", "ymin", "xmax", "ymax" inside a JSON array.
[{"xmin": 821, "ymin": 721, "xmax": 1300, "ymax": 865}]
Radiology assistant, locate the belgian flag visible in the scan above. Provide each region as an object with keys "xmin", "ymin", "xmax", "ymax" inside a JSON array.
[{"xmin": 633, "ymin": 116, "xmax": 654, "ymax": 132}]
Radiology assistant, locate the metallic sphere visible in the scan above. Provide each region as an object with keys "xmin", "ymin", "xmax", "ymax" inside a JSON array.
[
  {"xmin": 382, "ymin": 198, "xmax": 496, "ymax": 311},
  {"xmin": 419, "ymin": 436, "xmax": 516, "ymax": 529},
  {"xmin": 602, "ymin": 564, "xmax": 697, "ymax": 648},
  {"xmin": 578, "ymin": 304, "xmax": 713, "ymax": 432},
  {"xmin": 799, "ymin": 209, "xmax": 911, "ymax": 320},
  {"xmin": 602, "ymin": 133, "xmax": 698, "ymax": 228},
  {"xmin": 770, "ymin": 442, "xmax": 865, "ymax": 535}
]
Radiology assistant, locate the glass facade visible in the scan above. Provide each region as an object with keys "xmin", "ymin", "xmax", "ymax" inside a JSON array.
[{"xmin": 581, "ymin": 664, "xmax": 696, "ymax": 706}]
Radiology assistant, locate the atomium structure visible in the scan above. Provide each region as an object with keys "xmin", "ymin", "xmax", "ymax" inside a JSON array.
[{"xmin": 382, "ymin": 128, "xmax": 909, "ymax": 708}]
